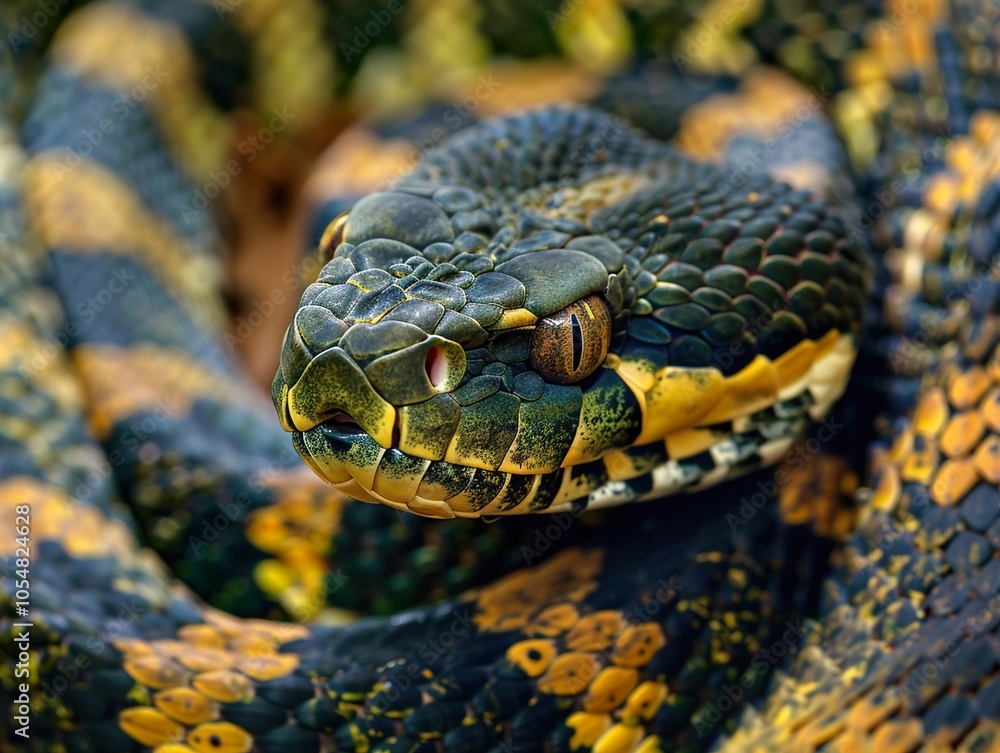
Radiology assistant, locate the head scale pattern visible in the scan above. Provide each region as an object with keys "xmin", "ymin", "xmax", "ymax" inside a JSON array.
[{"xmin": 273, "ymin": 108, "xmax": 868, "ymax": 518}]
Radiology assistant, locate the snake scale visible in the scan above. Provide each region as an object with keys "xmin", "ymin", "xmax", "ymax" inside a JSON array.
[{"xmin": 2, "ymin": 0, "xmax": 1000, "ymax": 751}]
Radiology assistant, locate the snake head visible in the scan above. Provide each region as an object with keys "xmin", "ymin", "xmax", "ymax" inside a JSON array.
[
  {"xmin": 274, "ymin": 108, "xmax": 867, "ymax": 518},
  {"xmin": 272, "ymin": 182, "xmax": 639, "ymax": 518}
]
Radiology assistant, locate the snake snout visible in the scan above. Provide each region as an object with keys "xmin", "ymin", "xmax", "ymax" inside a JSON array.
[{"xmin": 276, "ymin": 314, "xmax": 468, "ymax": 449}]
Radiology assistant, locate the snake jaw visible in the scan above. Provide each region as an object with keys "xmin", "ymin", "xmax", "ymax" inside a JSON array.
[{"xmin": 273, "ymin": 109, "xmax": 870, "ymax": 517}]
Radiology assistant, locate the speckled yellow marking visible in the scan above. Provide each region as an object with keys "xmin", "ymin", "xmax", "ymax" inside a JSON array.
[
  {"xmin": 929, "ymin": 457, "xmax": 978, "ymax": 506},
  {"xmin": 974, "ymin": 434, "xmax": 1000, "ymax": 483},
  {"xmin": 610, "ymin": 623, "xmax": 665, "ymax": 667},
  {"xmin": 566, "ymin": 711, "xmax": 612, "ymax": 749},
  {"xmin": 373, "ymin": 456, "xmax": 432, "ymax": 503},
  {"xmin": 622, "ymin": 681, "xmax": 668, "ymax": 722},
  {"xmin": 582, "ymin": 666, "xmax": 639, "ymax": 712},
  {"xmin": 505, "ymin": 639, "xmax": 558, "ymax": 677},
  {"xmin": 551, "ymin": 468, "xmax": 606, "ymax": 508},
  {"xmin": 245, "ymin": 469, "xmax": 344, "ymax": 619},
  {"xmin": 566, "ymin": 611, "xmax": 625, "ymax": 652},
  {"xmin": 154, "ymin": 688, "xmax": 220, "ymax": 726},
  {"xmin": 539, "ymin": 652, "xmax": 602, "ymax": 695},
  {"xmin": 526, "ymin": 603, "xmax": 580, "ymax": 637},
  {"xmin": 191, "ymin": 670, "xmax": 255, "ymax": 704},
  {"xmin": 124, "ymin": 656, "xmax": 192, "ymax": 689},
  {"xmin": 119, "ymin": 707, "xmax": 186, "ymax": 747},
  {"xmin": 188, "ymin": 721, "xmax": 253, "ymax": 753},
  {"xmin": 286, "ymin": 357, "xmax": 396, "ymax": 447},
  {"xmin": 474, "ymin": 548, "xmax": 602, "ymax": 632},
  {"xmin": 981, "ymin": 388, "xmax": 1000, "ymax": 432}
]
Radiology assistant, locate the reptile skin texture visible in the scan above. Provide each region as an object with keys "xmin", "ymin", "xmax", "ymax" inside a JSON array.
[{"xmin": 2, "ymin": 0, "xmax": 1000, "ymax": 752}]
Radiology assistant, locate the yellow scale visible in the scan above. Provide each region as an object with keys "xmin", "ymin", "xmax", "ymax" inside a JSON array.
[{"xmin": 347, "ymin": 328, "xmax": 857, "ymax": 518}]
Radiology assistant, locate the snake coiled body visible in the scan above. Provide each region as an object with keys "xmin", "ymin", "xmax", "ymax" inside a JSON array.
[{"xmin": 3, "ymin": 1, "xmax": 1000, "ymax": 752}]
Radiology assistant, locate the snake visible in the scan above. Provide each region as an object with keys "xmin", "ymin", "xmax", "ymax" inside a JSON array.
[{"xmin": 2, "ymin": 0, "xmax": 1000, "ymax": 751}]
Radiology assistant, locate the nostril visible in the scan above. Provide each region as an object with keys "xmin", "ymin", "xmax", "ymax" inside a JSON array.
[{"xmin": 425, "ymin": 345, "xmax": 450, "ymax": 389}]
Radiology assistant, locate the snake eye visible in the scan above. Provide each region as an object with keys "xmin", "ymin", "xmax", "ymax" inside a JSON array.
[
  {"xmin": 529, "ymin": 294, "xmax": 611, "ymax": 385},
  {"xmin": 319, "ymin": 210, "xmax": 350, "ymax": 262}
]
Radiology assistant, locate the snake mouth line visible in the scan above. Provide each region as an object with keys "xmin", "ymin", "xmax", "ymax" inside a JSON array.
[
  {"xmin": 324, "ymin": 411, "xmax": 365, "ymax": 434},
  {"xmin": 287, "ymin": 333, "xmax": 859, "ymax": 519}
]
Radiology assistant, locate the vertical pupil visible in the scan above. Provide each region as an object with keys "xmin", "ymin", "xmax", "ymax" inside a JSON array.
[{"xmin": 571, "ymin": 313, "xmax": 583, "ymax": 371}]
